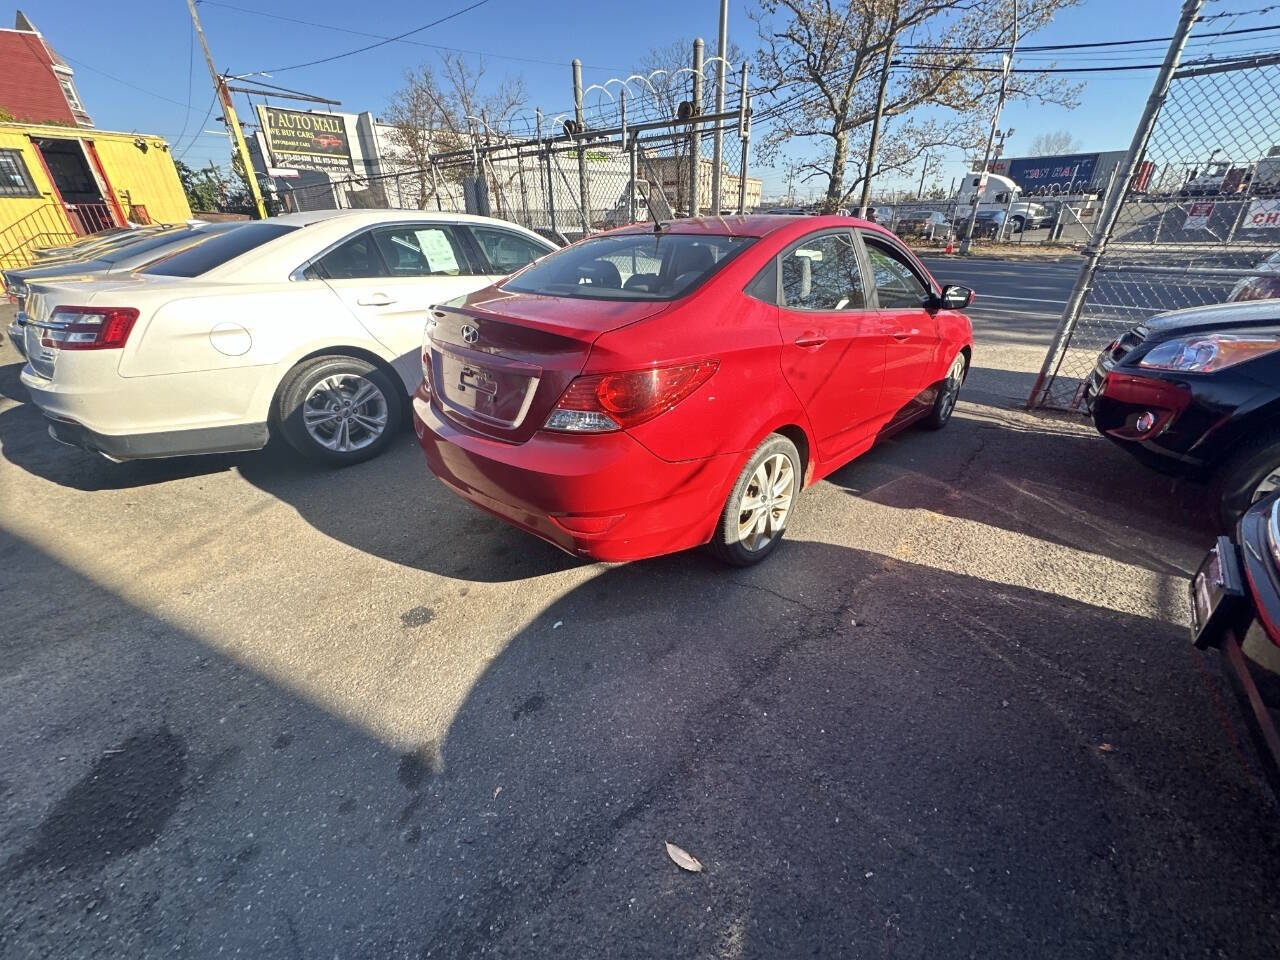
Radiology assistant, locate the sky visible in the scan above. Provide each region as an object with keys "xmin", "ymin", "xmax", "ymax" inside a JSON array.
[{"xmin": 18, "ymin": 0, "xmax": 1280, "ymax": 197}]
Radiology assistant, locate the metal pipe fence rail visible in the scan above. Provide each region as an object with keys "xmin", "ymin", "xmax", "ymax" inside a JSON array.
[{"xmin": 1030, "ymin": 1, "xmax": 1280, "ymax": 411}]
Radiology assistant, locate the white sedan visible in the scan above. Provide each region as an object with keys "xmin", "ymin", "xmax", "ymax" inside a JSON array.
[{"xmin": 19, "ymin": 209, "xmax": 555, "ymax": 464}]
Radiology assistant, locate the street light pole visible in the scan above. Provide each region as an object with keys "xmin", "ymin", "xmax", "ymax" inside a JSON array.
[
  {"xmin": 711, "ymin": 0, "xmax": 728, "ymax": 216},
  {"xmin": 960, "ymin": 0, "xmax": 1018, "ymax": 254}
]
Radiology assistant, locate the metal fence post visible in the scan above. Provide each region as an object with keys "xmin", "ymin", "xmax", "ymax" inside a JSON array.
[
  {"xmin": 689, "ymin": 38, "xmax": 704, "ymax": 218},
  {"xmin": 1027, "ymin": 0, "xmax": 1206, "ymax": 409},
  {"xmin": 711, "ymin": 0, "xmax": 728, "ymax": 215},
  {"xmin": 737, "ymin": 62, "xmax": 750, "ymax": 215},
  {"xmin": 516, "ymin": 145, "xmax": 531, "ymax": 229},
  {"xmin": 573, "ymin": 59, "xmax": 590, "ymax": 234}
]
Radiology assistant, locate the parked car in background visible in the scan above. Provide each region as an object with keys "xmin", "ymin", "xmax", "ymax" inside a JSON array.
[
  {"xmin": 1007, "ymin": 202, "xmax": 1052, "ymax": 233},
  {"xmin": 894, "ymin": 211, "xmax": 953, "ymax": 240},
  {"xmin": 5, "ymin": 223, "xmax": 242, "ymax": 356},
  {"xmin": 1086, "ymin": 299, "xmax": 1280, "ymax": 526},
  {"xmin": 959, "ymin": 209, "xmax": 1007, "ymax": 239},
  {"xmin": 415, "ymin": 215, "xmax": 974, "ymax": 566},
  {"xmin": 1188, "ymin": 492, "xmax": 1280, "ymax": 781},
  {"xmin": 18, "ymin": 210, "xmax": 555, "ymax": 465},
  {"xmin": 1229, "ymin": 249, "xmax": 1280, "ymax": 302}
]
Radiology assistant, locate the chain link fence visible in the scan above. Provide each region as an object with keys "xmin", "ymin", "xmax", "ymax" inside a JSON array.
[
  {"xmin": 1031, "ymin": 44, "xmax": 1280, "ymax": 410},
  {"xmin": 261, "ymin": 111, "xmax": 755, "ymax": 245}
]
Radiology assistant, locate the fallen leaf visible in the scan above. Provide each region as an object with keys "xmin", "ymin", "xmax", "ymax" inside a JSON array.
[
  {"xmin": 865, "ymin": 871, "xmax": 874, "ymax": 879},
  {"xmin": 665, "ymin": 842, "xmax": 703, "ymax": 873},
  {"xmin": 553, "ymin": 621, "xmax": 563, "ymax": 629},
  {"xmin": 1097, "ymin": 743, "xmax": 1114, "ymax": 753},
  {"xmin": 493, "ymin": 786, "xmax": 503, "ymax": 799}
]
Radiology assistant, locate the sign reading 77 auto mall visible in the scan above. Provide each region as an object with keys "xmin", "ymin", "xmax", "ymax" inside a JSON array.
[
  {"xmin": 1246, "ymin": 198, "xmax": 1280, "ymax": 230},
  {"xmin": 257, "ymin": 106, "xmax": 353, "ymax": 172}
]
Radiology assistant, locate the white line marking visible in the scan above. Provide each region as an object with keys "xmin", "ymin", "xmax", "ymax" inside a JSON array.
[{"xmin": 976, "ymin": 294, "xmax": 1069, "ymax": 306}]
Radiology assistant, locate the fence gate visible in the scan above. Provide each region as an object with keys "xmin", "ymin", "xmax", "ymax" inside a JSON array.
[{"xmin": 1030, "ymin": 41, "xmax": 1280, "ymax": 410}]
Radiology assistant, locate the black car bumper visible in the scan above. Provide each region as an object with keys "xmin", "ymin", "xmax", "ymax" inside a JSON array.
[
  {"xmin": 44, "ymin": 415, "xmax": 269, "ymax": 461},
  {"xmin": 1191, "ymin": 497, "xmax": 1280, "ymax": 781},
  {"xmin": 1086, "ymin": 340, "xmax": 1272, "ymax": 476}
]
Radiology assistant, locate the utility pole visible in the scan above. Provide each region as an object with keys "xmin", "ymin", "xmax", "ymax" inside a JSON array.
[
  {"xmin": 572, "ymin": 59, "xmax": 589, "ymax": 234},
  {"xmin": 857, "ymin": 32, "xmax": 895, "ymax": 218},
  {"xmin": 917, "ymin": 154, "xmax": 930, "ymax": 200},
  {"xmin": 711, "ymin": 0, "xmax": 729, "ymax": 216},
  {"xmin": 185, "ymin": 0, "xmax": 267, "ymax": 220},
  {"xmin": 961, "ymin": 0, "xmax": 1017, "ymax": 253}
]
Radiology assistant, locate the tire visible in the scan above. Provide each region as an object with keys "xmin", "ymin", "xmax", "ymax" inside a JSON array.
[
  {"xmin": 708, "ymin": 434, "xmax": 801, "ymax": 567},
  {"xmin": 920, "ymin": 351, "xmax": 968, "ymax": 430},
  {"xmin": 1210, "ymin": 431, "xmax": 1280, "ymax": 529},
  {"xmin": 276, "ymin": 355, "xmax": 402, "ymax": 466},
  {"xmin": 1010, "ymin": 216, "xmax": 1025, "ymax": 233}
]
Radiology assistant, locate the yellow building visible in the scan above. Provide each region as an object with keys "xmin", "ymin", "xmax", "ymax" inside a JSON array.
[{"xmin": 0, "ymin": 122, "xmax": 192, "ymax": 269}]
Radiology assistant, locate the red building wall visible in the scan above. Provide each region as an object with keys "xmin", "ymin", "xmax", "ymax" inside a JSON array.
[{"xmin": 0, "ymin": 30, "xmax": 77, "ymax": 126}]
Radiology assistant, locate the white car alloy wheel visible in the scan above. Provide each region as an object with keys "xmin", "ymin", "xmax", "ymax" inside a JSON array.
[
  {"xmin": 278, "ymin": 354, "xmax": 402, "ymax": 465},
  {"xmin": 737, "ymin": 453, "xmax": 795, "ymax": 552},
  {"xmin": 303, "ymin": 374, "xmax": 389, "ymax": 453}
]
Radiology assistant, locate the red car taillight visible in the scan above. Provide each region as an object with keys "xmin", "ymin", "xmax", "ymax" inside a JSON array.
[
  {"xmin": 40, "ymin": 306, "xmax": 139, "ymax": 351},
  {"xmin": 544, "ymin": 360, "xmax": 719, "ymax": 433}
]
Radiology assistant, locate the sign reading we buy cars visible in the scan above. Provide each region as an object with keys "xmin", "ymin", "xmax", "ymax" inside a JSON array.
[{"xmin": 257, "ymin": 106, "xmax": 353, "ymax": 172}]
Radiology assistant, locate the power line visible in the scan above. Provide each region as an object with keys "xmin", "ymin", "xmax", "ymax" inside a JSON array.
[
  {"xmin": 62, "ymin": 54, "xmax": 191, "ymax": 108},
  {"xmin": 170, "ymin": 18, "xmax": 197, "ymax": 156},
  {"xmin": 198, "ymin": 0, "xmax": 623, "ymax": 71},
  {"xmin": 252, "ymin": 0, "xmax": 493, "ymax": 75},
  {"xmin": 176, "ymin": 95, "xmax": 219, "ymax": 162},
  {"xmin": 897, "ymin": 21, "xmax": 1280, "ymax": 54}
]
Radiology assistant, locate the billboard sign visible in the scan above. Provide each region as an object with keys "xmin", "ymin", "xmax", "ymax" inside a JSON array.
[
  {"xmin": 1246, "ymin": 199, "xmax": 1280, "ymax": 229},
  {"xmin": 257, "ymin": 106, "xmax": 352, "ymax": 172},
  {"xmin": 990, "ymin": 152, "xmax": 1102, "ymax": 192}
]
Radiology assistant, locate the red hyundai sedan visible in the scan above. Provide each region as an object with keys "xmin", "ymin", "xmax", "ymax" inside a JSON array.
[{"xmin": 413, "ymin": 215, "xmax": 974, "ymax": 565}]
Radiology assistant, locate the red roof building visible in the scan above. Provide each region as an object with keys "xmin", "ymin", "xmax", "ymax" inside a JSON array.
[{"xmin": 0, "ymin": 10, "xmax": 91, "ymax": 128}]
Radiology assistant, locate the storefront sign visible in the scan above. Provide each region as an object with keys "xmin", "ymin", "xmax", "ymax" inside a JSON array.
[{"xmin": 257, "ymin": 106, "xmax": 352, "ymax": 172}]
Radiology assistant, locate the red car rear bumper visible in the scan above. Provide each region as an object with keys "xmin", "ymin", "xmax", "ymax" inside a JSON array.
[{"xmin": 413, "ymin": 394, "xmax": 737, "ymax": 562}]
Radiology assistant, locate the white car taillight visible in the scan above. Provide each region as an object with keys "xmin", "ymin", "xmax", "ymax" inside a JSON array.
[{"xmin": 41, "ymin": 306, "xmax": 140, "ymax": 351}]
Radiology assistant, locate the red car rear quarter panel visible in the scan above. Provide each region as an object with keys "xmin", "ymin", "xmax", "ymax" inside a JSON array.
[{"xmin": 589, "ymin": 290, "xmax": 806, "ymax": 465}]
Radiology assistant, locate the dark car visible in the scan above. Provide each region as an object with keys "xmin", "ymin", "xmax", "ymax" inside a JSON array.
[
  {"xmin": 957, "ymin": 209, "xmax": 1005, "ymax": 239},
  {"xmin": 1087, "ymin": 299, "xmax": 1280, "ymax": 526},
  {"xmin": 1188, "ymin": 492, "xmax": 1280, "ymax": 781},
  {"xmin": 1228, "ymin": 249, "xmax": 1280, "ymax": 302},
  {"xmin": 894, "ymin": 211, "xmax": 953, "ymax": 240}
]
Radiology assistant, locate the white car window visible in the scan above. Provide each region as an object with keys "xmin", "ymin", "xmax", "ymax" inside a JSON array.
[
  {"xmin": 309, "ymin": 232, "xmax": 388, "ymax": 280},
  {"xmin": 469, "ymin": 226, "xmax": 551, "ymax": 275},
  {"xmin": 370, "ymin": 226, "xmax": 474, "ymax": 278}
]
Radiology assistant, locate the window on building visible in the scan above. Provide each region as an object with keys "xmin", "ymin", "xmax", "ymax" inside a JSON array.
[
  {"xmin": 0, "ymin": 149, "xmax": 40, "ymax": 198},
  {"xmin": 58, "ymin": 77, "xmax": 84, "ymax": 113}
]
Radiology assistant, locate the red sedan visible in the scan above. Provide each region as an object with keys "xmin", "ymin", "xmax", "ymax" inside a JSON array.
[{"xmin": 413, "ymin": 215, "xmax": 974, "ymax": 565}]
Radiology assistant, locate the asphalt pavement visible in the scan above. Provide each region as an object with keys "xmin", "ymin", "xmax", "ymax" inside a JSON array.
[{"xmin": 3, "ymin": 272, "xmax": 1280, "ymax": 959}]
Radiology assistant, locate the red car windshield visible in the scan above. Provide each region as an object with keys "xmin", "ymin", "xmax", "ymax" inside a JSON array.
[{"xmin": 502, "ymin": 232, "xmax": 754, "ymax": 301}]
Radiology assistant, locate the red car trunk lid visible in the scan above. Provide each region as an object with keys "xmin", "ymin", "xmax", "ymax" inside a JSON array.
[{"xmin": 426, "ymin": 290, "xmax": 667, "ymax": 442}]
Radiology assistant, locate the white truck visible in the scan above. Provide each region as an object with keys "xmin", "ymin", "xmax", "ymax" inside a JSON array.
[{"xmin": 954, "ymin": 171, "xmax": 1053, "ymax": 232}]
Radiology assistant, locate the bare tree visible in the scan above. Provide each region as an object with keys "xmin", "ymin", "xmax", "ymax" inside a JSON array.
[
  {"xmin": 1028, "ymin": 129, "xmax": 1082, "ymax": 155},
  {"xmin": 751, "ymin": 0, "xmax": 1082, "ymax": 213},
  {"xmin": 383, "ymin": 53, "xmax": 526, "ymax": 210}
]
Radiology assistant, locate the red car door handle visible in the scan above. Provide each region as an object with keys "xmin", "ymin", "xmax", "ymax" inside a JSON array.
[
  {"xmin": 892, "ymin": 329, "xmax": 919, "ymax": 341},
  {"xmin": 794, "ymin": 333, "xmax": 827, "ymax": 348}
]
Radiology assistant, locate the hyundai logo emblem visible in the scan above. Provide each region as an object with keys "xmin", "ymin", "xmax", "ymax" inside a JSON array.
[{"xmin": 461, "ymin": 324, "xmax": 480, "ymax": 345}]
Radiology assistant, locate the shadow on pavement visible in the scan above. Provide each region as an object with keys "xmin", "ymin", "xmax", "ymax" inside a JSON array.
[
  {"xmin": 0, "ymin": 352, "xmax": 582, "ymax": 581},
  {"xmin": 825, "ymin": 403, "xmax": 1214, "ymax": 579},
  {"xmin": 4, "ymin": 534, "xmax": 1280, "ymax": 958}
]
